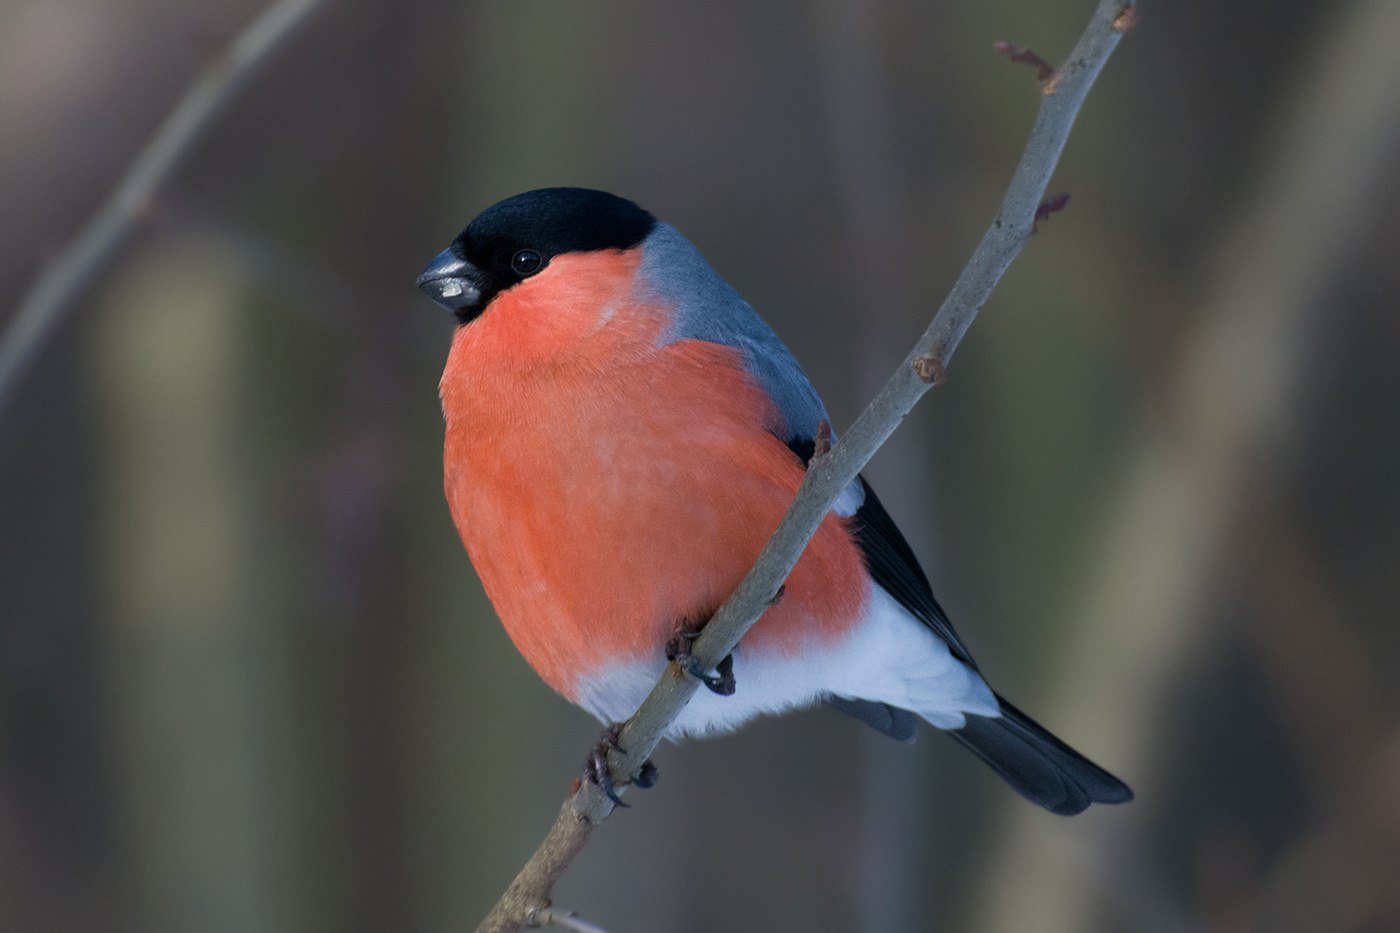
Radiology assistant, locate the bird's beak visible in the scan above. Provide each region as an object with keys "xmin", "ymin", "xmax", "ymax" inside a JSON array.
[{"xmin": 416, "ymin": 248, "xmax": 484, "ymax": 318}]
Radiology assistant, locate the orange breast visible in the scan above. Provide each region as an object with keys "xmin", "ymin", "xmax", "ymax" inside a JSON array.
[{"xmin": 440, "ymin": 250, "xmax": 868, "ymax": 699}]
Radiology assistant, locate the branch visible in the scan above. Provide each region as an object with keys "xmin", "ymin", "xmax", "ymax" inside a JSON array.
[
  {"xmin": 478, "ymin": 3, "xmax": 1133, "ymax": 930},
  {"xmin": 0, "ymin": 0, "xmax": 327, "ymax": 417}
]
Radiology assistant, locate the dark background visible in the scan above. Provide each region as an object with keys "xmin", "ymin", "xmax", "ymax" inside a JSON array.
[{"xmin": 2, "ymin": 2, "xmax": 1398, "ymax": 931}]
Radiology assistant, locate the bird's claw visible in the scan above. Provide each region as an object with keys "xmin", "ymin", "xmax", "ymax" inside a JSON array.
[
  {"xmin": 584, "ymin": 724, "xmax": 658, "ymax": 807},
  {"xmin": 585, "ymin": 741, "xmax": 628, "ymax": 808},
  {"xmin": 634, "ymin": 758, "xmax": 660, "ymax": 789},
  {"xmin": 666, "ymin": 631, "xmax": 737, "ymax": 696},
  {"xmin": 691, "ymin": 652, "xmax": 736, "ymax": 695}
]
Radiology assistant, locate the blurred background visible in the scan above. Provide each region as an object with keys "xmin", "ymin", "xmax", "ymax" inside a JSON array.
[{"xmin": 3, "ymin": 1, "xmax": 1399, "ymax": 931}]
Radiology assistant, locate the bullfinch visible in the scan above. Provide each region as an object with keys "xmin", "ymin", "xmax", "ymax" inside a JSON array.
[{"xmin": 416, "ymin": 188, "xmax": 1132, "ymax": 816}]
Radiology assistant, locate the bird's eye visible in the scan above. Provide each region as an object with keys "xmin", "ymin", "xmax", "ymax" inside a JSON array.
[{"xmin": 511, "ymin": 249, "xmax": 544, "ymax": 277}]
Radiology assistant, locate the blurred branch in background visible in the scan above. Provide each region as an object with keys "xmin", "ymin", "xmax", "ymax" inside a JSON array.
[
  {"xmin": 813, "ymin": 2, "xmax": 932, "ymax": 931},
  {"xmin": 1232, "ymin": 503, "xmax": 1400, "ymax": 930},
  {"xmin": 5, "ymin": 0, "xmax": 1397, "ymax": 930},
  {"xmin": 93, "ymin": 240, "xmax": 277, "ymax": 932},
  {"xmin": 967, "ymin": 0, "xmax": 1400, "ymax": 929},
  {"xmin": 476, "ymin": 4, "xmax": 1134, "ymax": 931},
  {"xmin": 0, "ymin": 0, "xmax": 326, "ymax": 418}
]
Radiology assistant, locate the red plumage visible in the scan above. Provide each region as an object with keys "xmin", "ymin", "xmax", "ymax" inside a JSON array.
[{"xmin": 440, "ymin": 249, "xmax": 867, "ymax": 700}]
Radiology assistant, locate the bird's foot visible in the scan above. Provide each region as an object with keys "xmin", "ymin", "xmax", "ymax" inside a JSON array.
[
  {"xmin": 665, "ymin": 629, "xmax": 737, "ymax": 696},
  {"xmin": 634, "ymin": 758, "xmax": 660, "ymax": 789},
  {"xmin": 584, "ymin": 723, "xmax": 658, "ymax": 807}
]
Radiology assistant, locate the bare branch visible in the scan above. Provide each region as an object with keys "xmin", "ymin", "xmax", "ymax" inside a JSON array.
[
  {"xmin": 0, "ymin": 0, "xmax": 327, "ymax": 416},
  {"xmin": 476, "ymin": 3, "xmax": 1133, "ymax": 930},
  {"xmin": 477, "ymin": 800, "xmax": 593, "ymax": 933}
]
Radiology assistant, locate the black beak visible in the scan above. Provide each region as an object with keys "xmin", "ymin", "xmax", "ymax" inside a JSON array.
[{"xmin": 416, "ymin": 248, "xmax": 484, "ymax": 318}]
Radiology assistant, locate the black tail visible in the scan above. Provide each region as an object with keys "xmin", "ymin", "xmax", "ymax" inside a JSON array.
[{"xmin": 948, "ymin": 693, "xmax": 1133, "ymax": 816}]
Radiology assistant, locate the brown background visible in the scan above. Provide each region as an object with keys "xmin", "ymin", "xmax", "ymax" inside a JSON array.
[{"xmin": 2, "ymin": 2, "xmax": 1398, "ymax": 931}]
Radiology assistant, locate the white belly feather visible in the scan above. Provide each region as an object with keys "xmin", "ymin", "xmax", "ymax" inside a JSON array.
[{"xmin": 574, "ymin": 583, "xmax": 999, "ymax": 740}]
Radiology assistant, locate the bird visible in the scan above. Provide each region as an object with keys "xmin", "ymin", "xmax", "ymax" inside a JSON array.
[{"xmin": 416, "ymin": 187, "xmax": 1132, "ymax": 816}]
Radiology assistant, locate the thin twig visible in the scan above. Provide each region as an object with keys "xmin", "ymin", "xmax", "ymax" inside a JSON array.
[
  {"xmin": 475, "ymin": 3, "xmax": 1132, "ymax": 931},
  {"xmin": 0, "ymin": 0, "xmax": 327, "ymax": 416},
  {"xmin": 533, "ymin": 907, "xmax": 613, "ymax": 933},
  {"xmin": 1035, "ymin": 192, "xmax": 1072, "ymax": 225},
  {"xmin": 993, "ymin": 41, "xmax": 1056, "ymax": 83}
]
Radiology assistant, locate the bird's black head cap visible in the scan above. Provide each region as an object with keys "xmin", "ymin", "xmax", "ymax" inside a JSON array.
[{"xmin": 417, "ymin": 188, "xmax": 657, "ymax": 322}]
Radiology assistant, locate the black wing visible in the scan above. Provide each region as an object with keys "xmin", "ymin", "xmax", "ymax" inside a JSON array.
[
  {"xmin": 784, "ymin": 436, "xmax": 974, "ymax": 666},
  {"xmin": 847, "ymin": 475, "xmax": 978, "ymax": 668},
  {"xmin": 786, "ymin": 441, "xmax": 1135, "ymax": 811}
]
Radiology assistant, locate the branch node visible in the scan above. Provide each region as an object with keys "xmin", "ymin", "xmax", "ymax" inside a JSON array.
[
  {"xmin": 524, "ymin": 903, "xmax": 551, "ymax": 927},
  {"xmin": 993, "ymin": 40, "xmax": 1055, "ymax": 84},
  {"xmin": 768, "ymin": 583, "xmax": 787, "ymax": 607},
  {"xmin": 533, "ymin": 906, "xmax": 613, "ymax": 933},
  {"xmin": 1033, "ymin": 192, "xmax": 1071, "ymax": 231},
  {"xmin": 1112, "ymin": 3, "xmax": 1138, "ymax": 33},
  {"xmin": 912, "ymin": 355, "xmax": 947, "ymax": 385}
]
